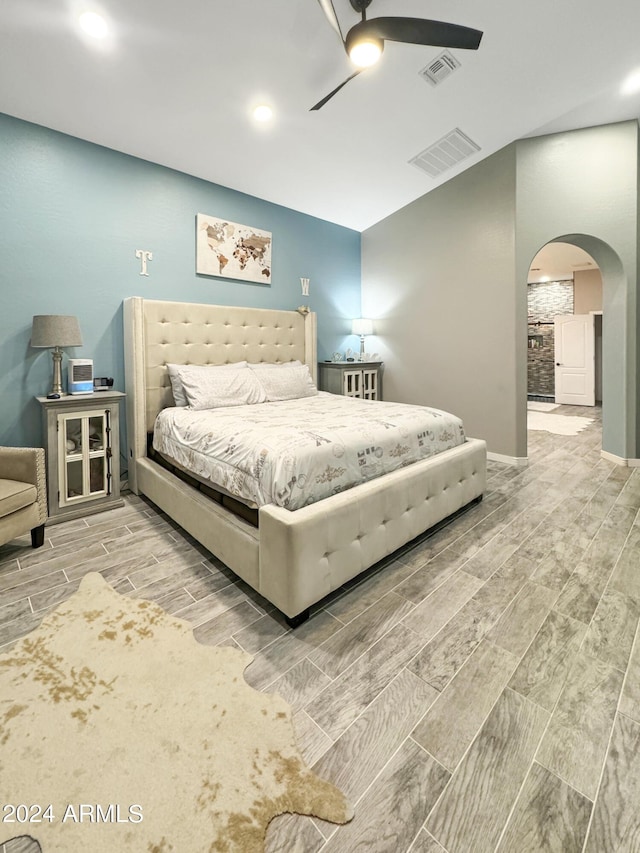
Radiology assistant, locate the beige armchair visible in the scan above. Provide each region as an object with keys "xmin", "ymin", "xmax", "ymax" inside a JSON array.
[{"xmin": 0, "ymin": 447, "xmax": 48, "ymax": 549}]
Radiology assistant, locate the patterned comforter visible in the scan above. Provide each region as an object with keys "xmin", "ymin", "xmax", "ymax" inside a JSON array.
[{"xmin": 153, "ymin": 393, "xmax": 466, "ymax": 510}]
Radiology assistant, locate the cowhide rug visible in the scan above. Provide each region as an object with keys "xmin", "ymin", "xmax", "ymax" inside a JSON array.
[
  {"xmin": 526, "ymin": 401, "xmax": 558, "ymax": 412},
  {"xmin": 527, "ymin": 411, "xmax": 593, "ymax": 436},
  {"xmin": 0, "ymin": 572, "xmax": 352, "ymax": 852}
]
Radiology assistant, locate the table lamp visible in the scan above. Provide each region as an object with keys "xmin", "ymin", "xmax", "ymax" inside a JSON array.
[
  {"xmin": 31, "ymin": 315, "xmax": 83, "ymax": 395},
  {"xmin": 351, "ymin": 318, "xmax": 374, "ymax": 361}
]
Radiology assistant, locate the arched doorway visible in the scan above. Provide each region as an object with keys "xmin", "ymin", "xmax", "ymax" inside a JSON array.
[
  {"xmin": 524, "ymin": 234, "xmax": 628, "ymax": 461},
  {"xmin": 527, "ymin": 242, "xmax": 602, "ymax": 406}
]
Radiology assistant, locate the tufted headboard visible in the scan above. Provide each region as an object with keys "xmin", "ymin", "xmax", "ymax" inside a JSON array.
[{"xmin": 123, "ymin": 297, "xmax": 317, "ymax": 466}]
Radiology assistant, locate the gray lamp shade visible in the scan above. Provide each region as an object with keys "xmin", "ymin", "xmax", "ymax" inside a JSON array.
[{"xmin": 31, "ymin": 315, "xmax": 83, "ymax": 348}]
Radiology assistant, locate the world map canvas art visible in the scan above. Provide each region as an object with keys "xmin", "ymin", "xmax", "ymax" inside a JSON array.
[{"xmin": 196, "ymin": 213, "xmax": 272, "ymax": 283}]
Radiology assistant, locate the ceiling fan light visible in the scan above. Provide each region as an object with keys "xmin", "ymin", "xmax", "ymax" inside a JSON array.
[
  {"xmin": 78, "ymin": 11, "xmax": 108, "ymax": 39},
  {"xmin": 349, "ymin": 37, "xmax": 383, "ymax": 68}
]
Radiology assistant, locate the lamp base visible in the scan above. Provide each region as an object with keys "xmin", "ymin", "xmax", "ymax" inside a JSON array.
[
  {"xmin": 359, "ymin": 336, "xmax": 366, "ymax": 361},
  {"xmin": 50, "ymin": 347, "xmax": 64, "ymax": 396}
]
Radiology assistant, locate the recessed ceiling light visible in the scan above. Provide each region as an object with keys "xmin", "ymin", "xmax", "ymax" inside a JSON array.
[
  {"xmin": 253, "ymin": 105, "xmax": 273, "ymax": 122},
  {"xmin": 621, "ymin": 69, "xmax": 640, "ymax": 96},
  {"xmin": 79, "ymin": 11, "xmax": 108, "ymax": 39}
]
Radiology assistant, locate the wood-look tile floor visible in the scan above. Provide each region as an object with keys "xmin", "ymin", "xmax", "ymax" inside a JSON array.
[{"xmin": 3, "ymin": 404, "xmax": 640, "ymax": 853}]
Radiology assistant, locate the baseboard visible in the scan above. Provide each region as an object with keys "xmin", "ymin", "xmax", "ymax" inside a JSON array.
[
  {"xmin": 487, "ymin": 451, "xmax": 528, "ymax": 467},
  {"xmin": 601, "ymin": 450, "xmax": 640, "ymax": 467}
]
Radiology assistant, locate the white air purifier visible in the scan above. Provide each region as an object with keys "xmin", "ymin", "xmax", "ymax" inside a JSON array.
[{"xmin": 68, "ymin": 358, "xmax": 94, "ymax": 395}]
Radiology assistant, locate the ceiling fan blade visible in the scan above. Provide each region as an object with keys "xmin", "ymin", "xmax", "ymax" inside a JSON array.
[
  {"xmin": 310, "ymin": 70, "xmax": 362, "ymax": 111},
  {"xmin": 316, "ymin": 0, "xmax": 343, "ymax": 40},
  {"xmin": 347, "ymin": 17, "xmax": 483, "ymax": 51}
]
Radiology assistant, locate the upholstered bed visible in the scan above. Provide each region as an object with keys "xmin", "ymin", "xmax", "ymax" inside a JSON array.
[{"xmin": 124, "ymin": 297, "xmax": 487, "ymax": 624}]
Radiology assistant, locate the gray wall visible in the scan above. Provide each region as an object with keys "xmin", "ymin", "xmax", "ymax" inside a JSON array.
[
  {"xmin": 361, "ymin": 145, "xmax": 518, "ymax": 457},
  {"xmin": 574, "ymin": 268, "xmax": 603, "ymax": 314},
  {"xmin": 362, "ymin": 120, "xmax": 639, "ymax": 462},
  {"xmin": 516, "ymin": 121, "xmax": 638, "ymax": 459}
]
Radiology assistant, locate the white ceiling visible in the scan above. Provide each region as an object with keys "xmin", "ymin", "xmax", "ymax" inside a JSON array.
[
  {"xmin": 2, "ymin": 0, "xmax": 640, "ymax": 231},
  {"xmin": 528, "ymin": 243, "xmax": 597, "ymax": 284}
]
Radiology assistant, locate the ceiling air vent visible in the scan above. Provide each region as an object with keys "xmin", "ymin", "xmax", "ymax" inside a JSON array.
[
  {"xmin": 409, "ymin": 128, "xmax": 481, "ymax": 178},
  {"xmin": 419, "ymin": 50, "xmax": 460, "ymax": 86}
]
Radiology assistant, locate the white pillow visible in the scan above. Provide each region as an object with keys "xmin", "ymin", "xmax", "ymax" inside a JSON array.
[
  {"xmin": 252, "ymin": 363, "xmax": 318, "ymax": 402},
  {"xmin": 177, "ymin": 365, "xmax": 265, "ymax": 410},
  {"xmin": 167, "ymin": 361, "xmax": 247, "ymax": 406}
]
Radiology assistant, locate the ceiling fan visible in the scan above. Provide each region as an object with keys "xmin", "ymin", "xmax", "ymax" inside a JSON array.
[{"xmin": 312, "ymin": 0, "xmax": 483, "ymax": 110}]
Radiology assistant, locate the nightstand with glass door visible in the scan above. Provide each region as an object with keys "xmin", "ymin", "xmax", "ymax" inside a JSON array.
[
  {"xmin": 317, "ymin": 361, "xmax": 383, "ymax": 400},
  {"xmin": 37, "ymin": 391, "xmax": 125, "ymax": 522}
]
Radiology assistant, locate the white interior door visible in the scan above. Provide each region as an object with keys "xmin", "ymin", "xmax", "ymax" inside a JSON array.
[{"xmin": 554, "ymin": 314, "xmax": 595, "ymax": 406}]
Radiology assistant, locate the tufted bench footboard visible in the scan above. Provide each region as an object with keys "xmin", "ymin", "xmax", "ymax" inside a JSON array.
[{"xmin": 258, "ymin": 437, "xmax": 486, "ymax": 620}]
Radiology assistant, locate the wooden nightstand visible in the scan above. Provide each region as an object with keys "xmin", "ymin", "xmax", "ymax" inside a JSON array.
[
  {"xmin": 37, "ymin": 391, "xmax": 125, "ymax": 523},
  {"xmin": 317, "ymin": 361, "xmax": 383, "ymax": 400}
]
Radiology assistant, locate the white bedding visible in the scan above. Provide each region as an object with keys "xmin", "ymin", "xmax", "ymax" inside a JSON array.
[{"xmin": 153, "ymin": 393, "xmax": 466, "ymax": 511}]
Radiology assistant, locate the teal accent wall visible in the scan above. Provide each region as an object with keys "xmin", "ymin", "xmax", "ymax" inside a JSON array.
[{"xmin": 0, "ymin": 113, "xmax": 361, "ymax": 461}]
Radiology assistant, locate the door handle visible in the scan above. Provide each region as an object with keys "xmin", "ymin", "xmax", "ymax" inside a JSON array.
[{"xmin": 556, "ymin": 363, "xmax": 562, "ymax": 366}]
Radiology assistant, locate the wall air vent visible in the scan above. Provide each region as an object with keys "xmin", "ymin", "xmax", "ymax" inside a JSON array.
[
  {"xmin": 409, "ymin": 128, "xmax": 481, "ymax": 178},
  {"xmin": 419, "ymin": 50, "xmax": 460, "ymax": 86}
]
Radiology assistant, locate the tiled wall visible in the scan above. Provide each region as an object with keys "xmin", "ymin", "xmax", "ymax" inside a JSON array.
[
  {"xmin": 527, "ymin": 280, "xmax": 574, "ymax": 396},
  {"xmin": 528, "ymin": 280, "xmax": 574, "ymax": 322},
  {"xmin": 527, "ymin": 322, "xmax": 556, "ymax": 396}
]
